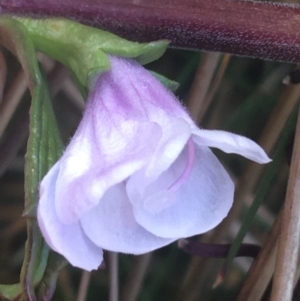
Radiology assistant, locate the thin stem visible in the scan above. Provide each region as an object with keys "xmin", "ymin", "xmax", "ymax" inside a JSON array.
[
  {"xmin": 236, "ymin": 211, "xmax": 282, "ymax": 301},
  {"xmin": 201, "ymin": 53, "xmax": 231, "ymax": 121},
  {"xmin": 0, "ymin": 107, "xmax": 29, "ymax": 177},
  {"xmin": 0, "ymin": 69, "xmax": 27, "ymax": 136},
  {"xmin": 121, "ymin": 254, "xmax": 152, "ymax": 301},
  {"xmin": 271, "ymin": 106, "xmax": 300, "ymax": 301},
  {"xmin": 46, "ymin": 61, "xmax": 85, "ymax": 110},
  {"xmin": 0, "ymin": 50, "xmax": 6, "ymax": 102},
  {"xmin": 177, "ymin": 71, "xmax": 300, "ymax": 301},
  {"xmin": 109, "ymin": 252, "xmax": 119, "ymax": 301},
  {"xmin": 61, "ymin": 78, "xmax": 85, "ymax": 110},
  {"xmin": 178, "ymin": 240, "xmax": 260, "ymax": 258},
  {"xmin": 187, "ymin": 52, "xmax": 220, "ymax": 122},
  {"xmin": 58, "ymin": 268, "xmax": 76, "ymax": 301},
  {"xmin": 291, "ymin": 250, "xmax": 300, "ymax": 301},
  {"xmin": 76, "ymin": 271, "xmax": 91, "ymax": 301}
]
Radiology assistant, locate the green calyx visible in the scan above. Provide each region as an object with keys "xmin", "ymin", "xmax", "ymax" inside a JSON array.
[{"xmin": 17, "ymin": 18, "xmax": 169, "ymax": 89}]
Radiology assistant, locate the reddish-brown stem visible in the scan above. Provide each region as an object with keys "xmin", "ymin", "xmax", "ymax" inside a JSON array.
[{"xmin": 1, "ymin": 0, "xmax": 300, "ymax": 63}]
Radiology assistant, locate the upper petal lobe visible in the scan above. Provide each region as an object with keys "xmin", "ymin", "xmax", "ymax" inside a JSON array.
[
  {"xmin": 192, "ymin": 129, "xmax": 271, "ymax": 164},
  {"xmin": 54, "ymin": 56, "xmax": 197, "ymax": 224}
]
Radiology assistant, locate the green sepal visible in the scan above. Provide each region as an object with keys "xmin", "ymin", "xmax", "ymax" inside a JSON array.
[
  {"xmin": 150, "ymin": 71, "xmax": 180, "ymax": 92},
  {"xmin": 0, "ymin": 17, "xmax": 64, "ymax": 300},
  {"xmin": 0, "ymin": 284, "xmax": 22, "ymax": 301},
  {"xmin": 36, "ymin": 252, "xmax": 67, "ymax": 301},
  {"xmin": 16, "ymin": 18, "xmax": 169, "ymax": 89}
]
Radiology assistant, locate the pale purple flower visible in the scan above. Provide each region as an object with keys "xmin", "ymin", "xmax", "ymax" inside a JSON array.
[{"xmin": 37, "ymin": 55, "xmax": 270, "ymax": 271}]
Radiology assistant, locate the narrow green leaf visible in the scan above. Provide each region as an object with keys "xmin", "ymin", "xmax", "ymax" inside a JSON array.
[
  {"xmin": 21, "ymin": 57, "xmax": 64, "ymax": 301},
  {"xmin": 36, "ymin": 253, "xmax": 67, "ymax": 301},
  {"xmin": 0, "ymin": 17, "xmax": 64, "ymax": 301},
  {"xmin": 0, "ymin": 284, "xmax": 22, "ymax": 301}
]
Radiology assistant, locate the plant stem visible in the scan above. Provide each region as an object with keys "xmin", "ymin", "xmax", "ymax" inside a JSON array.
[
  {"xmin": 271, "ymin": 106, "xmax": 300, "ymax": 301},
  {"xmin": 109, "ymin": 252, "xmax": 119, "ymax": 301},
  {"xmin": 1, "ymin": 0, "xmax": 300, "ymax": 63}
]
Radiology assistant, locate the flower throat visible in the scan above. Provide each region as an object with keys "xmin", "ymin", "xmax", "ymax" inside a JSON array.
[{"xmin": 144, "ymin": 138, "xmax": 195, "ymax": 214}]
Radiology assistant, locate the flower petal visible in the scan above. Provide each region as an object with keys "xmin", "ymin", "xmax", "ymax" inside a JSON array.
[
  {"xmin": 38, "ymin": 161, "xmax": 103, "ymax": 271},
  {"xmin": 192, "ymin": 129, "xmax": 271, "ymax": 163},
  {"xmin": 54, "ymin": 55, "xmax": 198, "ymax": 224},
  {"xmin": 105, "ymin": 55, "xmax": 192, "ymax": 125},
  {"xmin": 144, "ymin": 118, "xmax": 191, "ymax": 179},
  {"xmin": 102, "ymin": 55, "xmax": 195, "ymax": 178},
  {"xmin": 127, "ymin": 145, "xmax": 234, "ymax": 238},
  {"xmin": 80, "ymin": 183, "xmax": 174, "ymax": 254},
  {"xmin": 55, "ymin": 119, "xmax": 162, "ymax": 224}
]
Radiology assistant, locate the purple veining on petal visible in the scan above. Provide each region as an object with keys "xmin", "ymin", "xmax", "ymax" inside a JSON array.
[
  {"xmin": 142, "ymin": 139, "xmax": 196, "ymax": 215},
  {"xmin": 37, "ymin": 54, "xmax": 271, "ymax": 270},
  {"xmin": 168, "ymin": 138, "xmax": 195, "ymax": 192}
]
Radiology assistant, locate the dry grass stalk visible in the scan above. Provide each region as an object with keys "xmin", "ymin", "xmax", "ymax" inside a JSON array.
[
  {"xmin": 0, "ymin": 108, "xmax": 29, "ymax": 177},
  {"xmin": 57, "ymin": 268, "xmax": 76, "ymax": 301},
  {"xmin": 120, "ymin": 253, "xmax": 152, "ymax": 301},
  {"xmin": 0, "ymin": 69, "xmax": 27, "ymax": 136},
  {"xmin": 109, "ymin": 252, "xmax": 119, "ymax": 301},
  {"xmin": 178, "ymin": 76, "xmax": 300, "ymax": 301},
  {"xmin": 236, "ymin": 211, "xmax": 282, "ymax": 301},
  {"xmin": 187, "ymin": 52, "xmax": 221, "ymax": 122},
  {"xmin": 0, "ymin": 50, "xmax": 7, "ymax": 103},
  {"xmin": 0, "ymin": 54, "xmax": 57, "ymax": 137},
  {"xmin": 199, "ymin": 53, "xmax": 231, "ymax": 121},
  {"xmin": 76, "ymin": 271, "xmax": 91, "ymax": 301},
  {"xmin": 270, "ymin": 106, "xmax": 300, "ymax": 301},
  {"xmin": 61, "ymin": 78, "xmax": 85, "ymax": 110}
]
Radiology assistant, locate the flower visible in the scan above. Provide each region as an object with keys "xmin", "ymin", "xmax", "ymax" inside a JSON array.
[{"xmin": 37, "ymin": 55, "xmax": 270, "ymax": 271}]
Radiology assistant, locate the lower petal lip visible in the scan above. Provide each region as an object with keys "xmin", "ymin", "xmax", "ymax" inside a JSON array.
[
  {"xmin": 128, "ymin": 145, "xmax": 234, "ymax": 239},
  {"xmin": 80, "ymin": 183, "xmax": 174, "ymax": 254}
]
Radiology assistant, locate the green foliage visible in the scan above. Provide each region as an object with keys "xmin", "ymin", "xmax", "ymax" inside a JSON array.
[
  {"xmin": 150, "ymin": 71, "xmax": 180, "ymax": 92},
  {"xmin": 0, "ymin": 17, "xmax": 65, "ymax": 301},
  {"xmin": 17, "ymin": 18, "xmax": 169, "ymax": 89}
]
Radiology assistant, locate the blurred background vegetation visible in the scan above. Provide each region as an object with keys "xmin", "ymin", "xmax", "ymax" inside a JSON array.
[{"xmin": 1, "ymin": 0, "xmax": 300, "ymax": 300}]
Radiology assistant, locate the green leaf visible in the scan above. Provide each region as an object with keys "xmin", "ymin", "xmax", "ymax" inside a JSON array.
[
  {"xmin": 16, "ymin": 18, "xmax": 169, "ymax": 89},
  {"xmin": 0, "ymin": 17, "xmax": 64, "ymax": 300},
  {"xmin": 22, "ymin": 48, "xmax": 64, "ymax": 301},
  {"xmin": 36, "ymin": 252, "xmax": 67, "ymax": 301},
  {"xmin": 150, "ymin": 71, "xmax": 180, "ymax": 92},
  {"xmin": 0, "ymin": 284, "xmax": 22, "ymax": 301}
]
